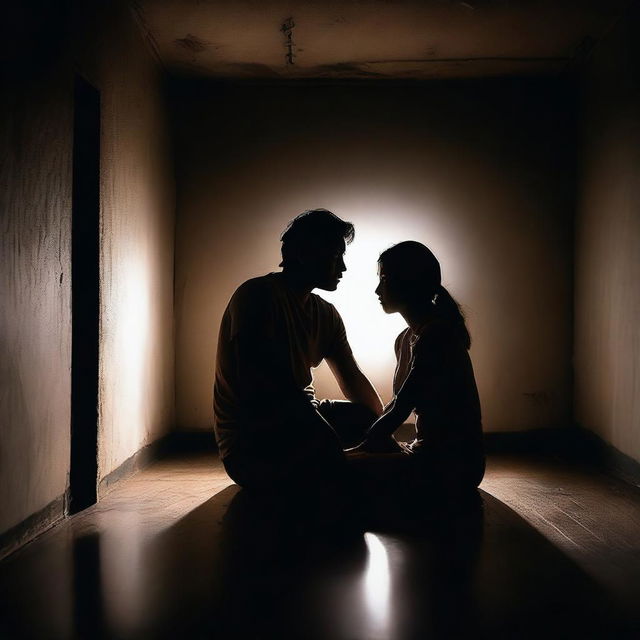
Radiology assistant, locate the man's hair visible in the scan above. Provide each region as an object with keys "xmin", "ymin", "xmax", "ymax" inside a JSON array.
[{"xmin": 279, "ymin": 209, "xmax": 355, "ymax": 267}]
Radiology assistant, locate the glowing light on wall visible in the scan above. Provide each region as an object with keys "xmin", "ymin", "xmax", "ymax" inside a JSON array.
[
  {"xmin": 316, "ymin": 200, "xmax": 449, "ymax": 400},
  {"xmin": 113, "ymin": 254, "xmax": 150, "ymax": 448},
  {"xmin": 321, "ymin": 222, "xmax": 406, "ymax": 357}
]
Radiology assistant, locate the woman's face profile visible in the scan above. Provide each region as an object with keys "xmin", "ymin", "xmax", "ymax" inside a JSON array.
[{"xmin": 375, "ymin": 263, "xmax": 403, "ymax": 314}]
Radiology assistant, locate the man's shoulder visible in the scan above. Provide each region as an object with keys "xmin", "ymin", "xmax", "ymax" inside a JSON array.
[
  {"xmin": 310, "ymin": 292, "xmax": 341, "ymax": 321},
  {"xmin": 225, "ymin": 275, "xmax": 280, "ymax": 318},
  {"xmin": 232, "ymin": 274, "xmax": 277, "ymax": 299},
  {"xmin": 310, "ymin": 290, "xmax": 336, "ymax": 309}
]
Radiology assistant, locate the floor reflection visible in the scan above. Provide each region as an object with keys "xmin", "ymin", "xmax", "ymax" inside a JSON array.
[
  {"xmin": 148, "ymin": 486, "xmax": 487, "ymax": 639},
  {"xmin": 362, "ymin": 532, "xmax": 391, "ymax": 636},
  {"xmin": 0, "ymin": 476, "xmax": 634, "ymax": 639},
  {"xmin": 73, "ymin": 532, "xmax": 106, "ymax": 639}
]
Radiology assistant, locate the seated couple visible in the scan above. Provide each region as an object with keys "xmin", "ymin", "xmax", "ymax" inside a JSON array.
[{"xmin": 213, "ymin": 209, "xmax": 484, "ymax": 505}]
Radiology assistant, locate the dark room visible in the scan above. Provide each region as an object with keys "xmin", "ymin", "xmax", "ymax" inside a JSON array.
[{"xmin": 1, "ymin": 0, "xmax": 639, "ymax": 638}]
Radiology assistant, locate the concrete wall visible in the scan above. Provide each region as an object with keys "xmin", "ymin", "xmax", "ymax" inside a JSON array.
[
  {"xmin": 0, "ymin": 7, "xmax": 73, "ymax": 535},
  {"xmin": 0, "ymin": 1, "xmax": 175, "ymax": 540},
  {"xmin": 575, "ymin": 5, "xmax": 640, "ymax": 464},
  {"xmin": 91, "ymin": 5, "xmax": 176, "ymax": 483},
  {"xmin": 172, "ymin": 78, "xmax": 576, "ymax": 433}
]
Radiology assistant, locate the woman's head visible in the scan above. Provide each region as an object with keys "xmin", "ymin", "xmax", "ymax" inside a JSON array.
[
  {"xmin": 376, "ymin": 241, "xmax": 441, "ymax": 314},
  {"xmin": 376, "ymin": 240, "xmax": 471, "ymax": 348}
]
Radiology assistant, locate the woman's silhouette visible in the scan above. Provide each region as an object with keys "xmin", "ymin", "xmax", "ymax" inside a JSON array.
[{"xmin": 348, "ymin": 241, "xmax": 485, "ymax": 499}]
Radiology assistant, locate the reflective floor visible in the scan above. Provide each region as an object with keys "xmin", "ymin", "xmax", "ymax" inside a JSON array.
[{"xmin": 1, "ymin": 451, "xmax": 640, "ymax": 639}]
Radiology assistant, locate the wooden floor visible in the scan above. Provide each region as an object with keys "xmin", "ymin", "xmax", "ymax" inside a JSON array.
[{"xmin": 1, "ymin": 451, "xmax": 640, "ymax": 639}]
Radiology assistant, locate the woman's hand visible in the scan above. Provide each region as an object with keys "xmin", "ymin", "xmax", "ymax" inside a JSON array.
[
  {"xmin": 364, "ymin": 434, "xmax": 403, "ymax": 454},
  {"xmin": 345, "ymin": 435, "xmax": 402, "ymax": 455}
]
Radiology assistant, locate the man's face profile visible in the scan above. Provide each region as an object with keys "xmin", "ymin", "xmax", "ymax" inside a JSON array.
[{"xmin": 301, "ymin": 238, "xmax": 347, "ymax": 292}]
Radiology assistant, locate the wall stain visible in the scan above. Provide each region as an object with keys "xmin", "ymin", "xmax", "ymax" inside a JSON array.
[
  {"xmin": 281, "ymin": 17, "xmax": 296, "ymax": 65},
  {"xmin": 174, "ymin": 34, "xmax": 208, "ymax": 54}
]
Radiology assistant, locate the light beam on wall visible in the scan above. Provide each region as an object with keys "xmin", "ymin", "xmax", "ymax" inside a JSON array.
[{"xmin": 115, "ymin": 255, "xmax": 150, "ymax": 448}]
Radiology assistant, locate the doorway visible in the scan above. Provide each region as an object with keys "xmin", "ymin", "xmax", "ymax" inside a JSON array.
[{"xmin": 70, "ymin": 75, "xmax": 100, "ymax": 514}]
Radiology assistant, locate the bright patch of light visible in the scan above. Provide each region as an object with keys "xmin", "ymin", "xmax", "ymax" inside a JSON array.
[
  {"xmin": 318, "ymin": 222, "xmax": 405, "ymax": 382},
  {"xmin": 115, "ymin": 255, "xmax": 150, "ymax": 446},
  {"xmin": 363, "ymin": 532, "xmax": 391, "ymax": 633},
  {"xmin": 317, "ymin": 204, "xmax": 446, "ymax": 400}
]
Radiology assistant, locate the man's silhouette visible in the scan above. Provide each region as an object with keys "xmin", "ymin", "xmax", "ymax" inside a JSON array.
[{"xmin": 213, "ymin": 209, "xmax": 382, "ymax": 494}]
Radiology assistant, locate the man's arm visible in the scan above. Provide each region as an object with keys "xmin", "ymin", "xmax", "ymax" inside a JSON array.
[{"xmin": 326, "ymin": 352, "xmax": 383, "ymax": 417}]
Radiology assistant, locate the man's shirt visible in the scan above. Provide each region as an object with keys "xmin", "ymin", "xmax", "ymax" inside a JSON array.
[{"xmin": 213, "ymin": 272, "xmax": 352, "ymax": 459}]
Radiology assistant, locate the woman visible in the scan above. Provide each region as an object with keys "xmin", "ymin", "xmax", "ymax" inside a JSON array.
[{"xmin": 348, "ymin": 241, "xmax": 484, "ymax": 496}]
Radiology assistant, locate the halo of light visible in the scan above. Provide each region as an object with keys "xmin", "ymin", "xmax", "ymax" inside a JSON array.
[{"xmin": 315, "ymin": 202, "xmax": 448, "ymax": 401}]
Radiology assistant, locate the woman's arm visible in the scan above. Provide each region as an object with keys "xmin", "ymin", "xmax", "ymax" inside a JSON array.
[{"xmin": 358, "ymin": 392, "xmax": 413, "ymax": 452}]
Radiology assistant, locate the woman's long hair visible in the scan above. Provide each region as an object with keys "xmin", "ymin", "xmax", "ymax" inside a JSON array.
[{"xmin": 378, "ymin": 241, "xmax": 471, "ymax": 349}]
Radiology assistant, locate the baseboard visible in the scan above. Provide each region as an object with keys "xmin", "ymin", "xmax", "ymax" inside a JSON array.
[
  {"xmin": 485, "ymin": 426, "xmax": 640, "ymax": 488},
  {"xmin": 484, "ymin": 428, "xmax": 576, "ymax": 455},
  {"xmin": 162, "ymin": 430, "xmax": 218, "ymax": 453},
  {"xmin": 0, "ymin": 493, "xmax": 67, "ymax": 561},
  {"xmin": 571, "ymin": 426, "xmax": 640, "ymax": 488},
  {"xmin": 98, "ymin": 432, "xmax": 174, "ymax": 496},
  {"xmin": 4, "ymin": 427, "xmax": 636, "ymax": 561},
  {"xmin": 1, "ymin": 431, "xmax": 217, "ymax": 560},
  {"xmin": 98, "ymin": 431, "xmax": 218, "ymax": 496}
]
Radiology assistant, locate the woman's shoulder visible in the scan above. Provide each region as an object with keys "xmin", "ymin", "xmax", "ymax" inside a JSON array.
[
  {"xmin": 416, "ymin": 317, "xmax": 468, "ymax": 352},
  {"xmin": 394, "ymin": 327, "xmax": 412, "ymax": 355}
]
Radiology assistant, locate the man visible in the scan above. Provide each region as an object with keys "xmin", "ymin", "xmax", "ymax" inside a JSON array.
[{"xmin": 213, "ymin": 209, "xmax": 382, "ymax": 494}]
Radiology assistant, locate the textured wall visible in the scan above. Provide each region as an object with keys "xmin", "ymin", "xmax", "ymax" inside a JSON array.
[
  {"xmin": 172, "ymin": 79, "xmax": 576, "ymax": 433},
  {"xmin": 1, "ymin": 1, "xmax": 175, "ymax": 537},
  {"xmin": 575, "ymin": 6, "xmax": 640, "ymax": 463},
  {"xmin": 92, "ymin": 5, "xmax": 176, "ymax": 482},
  {"xmin": 0, "ymin": 59, "xmax": 73, "ymax": 534}
]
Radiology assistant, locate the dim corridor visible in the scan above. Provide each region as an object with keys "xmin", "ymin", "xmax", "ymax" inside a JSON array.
[{"xmin": 1, "ymin": 450, "xmax": 640, "ymax": 639}]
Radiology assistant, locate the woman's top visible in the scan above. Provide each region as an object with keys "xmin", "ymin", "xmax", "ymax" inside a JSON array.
[{"xmin": 392, "ymin": 316, "xmax": 484, "ymax": 468}]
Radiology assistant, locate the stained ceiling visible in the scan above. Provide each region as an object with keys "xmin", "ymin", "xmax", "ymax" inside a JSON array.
[{"xmin": 135, "ymin": 0, "xmax": 629, "ymax": 79}]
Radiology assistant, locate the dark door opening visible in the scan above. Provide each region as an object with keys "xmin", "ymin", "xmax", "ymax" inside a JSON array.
[{"xmin": 70, "ymin": 75, "xmax": 100, "ymax": 514}]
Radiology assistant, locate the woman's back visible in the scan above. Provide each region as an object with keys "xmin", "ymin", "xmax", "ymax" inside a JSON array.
[{"xmin": 393, "ymin": 317, "xmax": 483, "ymax": 467}]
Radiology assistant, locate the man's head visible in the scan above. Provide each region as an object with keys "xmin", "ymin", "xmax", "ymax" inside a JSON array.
[{"xmin": 280, "ymin": 209, "xmax": 355, "ymax": 291}]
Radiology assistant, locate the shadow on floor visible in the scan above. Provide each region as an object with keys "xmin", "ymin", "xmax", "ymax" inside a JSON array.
[
  {"xmin": 0, "ymin": 485, "xmax": 636, "ymax": 639},
  {"xmin": 137, "ymin": 486, "xmax": 632, "ymax": 639}
]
